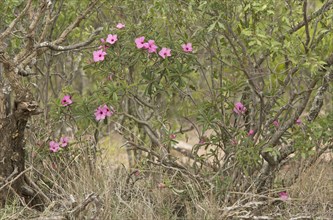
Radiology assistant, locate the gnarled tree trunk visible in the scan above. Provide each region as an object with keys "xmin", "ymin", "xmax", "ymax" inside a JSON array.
[
  {"xmin": 0, "ymin": 63, "xmax": 42, "ymax": 207},
  {"xmin": 0, "ymin": 0, "xmax": 100, "ymax": 208}
]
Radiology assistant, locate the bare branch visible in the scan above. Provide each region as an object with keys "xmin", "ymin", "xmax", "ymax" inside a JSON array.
[
  {"xmin": 303, "ymin": 0, "xmax": 310, "ymax": 52},
  {"xmin": 289, "ymin": 0, "xmax": 333, "ymax": 35},
  {"xmin": 122, "ymin": 112, "xmax": 162, "ymax": 148},
  {"xmin": 261, "ymin": 51, "xmax": 333, "ymax": 165},
  {"xmin": 54, "ymin": 0, "xmax": 100, "ymax": 45},
  {"xmin": 37, "ymin": 27, "xmax": 103, "ymax": 51},
  {"xmin": 129, "ymin": 92, "xmax": 155, "ymax": 109},
  {"xmin": 261, "ymin": 79, "xmax": 318, "ymax": 165},
  {"xmin": 0, "ymin": 167, "xmax": 32, "ymax": 191},
  {"xmin": 0, "ymin": 0, "xmax": 33, "ymax": 42}
]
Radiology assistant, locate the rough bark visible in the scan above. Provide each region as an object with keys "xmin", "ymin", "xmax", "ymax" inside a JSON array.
[
  {"xmin": 0, "ymin": 65, "xmax": 42, "ymax": 207},
  {"xmin": 0, "ymin": 63, "xmax": 11, "ymax": 119},
  {"xmin": 0, "ymin": 0, "xmax": 100, "ymax": 208}
]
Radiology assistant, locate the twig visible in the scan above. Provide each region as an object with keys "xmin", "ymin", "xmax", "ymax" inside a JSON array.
[
  {"xmin": 0, "ymin": 0, "xmax": 33, "ymax": 42},
  {"xmin": 54, "ymin": 0, "xmax": 100, "ymax": 44},
  {"xmin": 25, "ymin": 175, "xmax": 51, "ymax": 205},
  {"xmin": 303, "ymin": 0, "xmax": 310, "ymax": 52},
  {"xmin": 0, "ymin": 166, "xmax": 31, "ymax": 191},
  {"xmin": 67, "ymin": 193, "xmax": 100, "ymax": 218}
]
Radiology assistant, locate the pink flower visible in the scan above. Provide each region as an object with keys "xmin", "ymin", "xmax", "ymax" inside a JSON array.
[
  {"xmin": 116, "ymin": 23, "xmax": 125, "ymax": 29},
  {"xmin": 94, "ymin": 105, "xmax": 114, "ymax": 121},
  {"xmin": 106, "ymin": 34, "xmax": 118, "ymax": 45},
  {"xmin": 94, "ymin": 106, "xmax": 106, "ymax": 121},
  {"xmin": 233, "ymin": 102, "xmax": 247, "ymax": 115},
  {"xmin": 107, "ymin": 74, "xmax": 113, "ymax": 81},
  {"xmin": 102, "ymin": 104, "xmax": 114, "ymax": 117},
  {"xmin": 159, "ymin": 47, "xmax": 171, "ymax": 59},
  {"xmin": 98, "ymin": 45, "xmax": 109, "ymax": 51},
  {"xmin": 61, "ymin": 95, "xmax": 73, "ymax": 106},
  {"xmin": 100, "ymin": 38, "xmax": 105, "ymax": 43},
  {"xmin": 93, "ymin": 49, "xmax": 107, "ymax": 62},
  {"xmin": 278, "ymin": 191, "xmax": 289, "ymax": 201},
  {"xmin": 49, "ymin": 141, "xmax": 60, "ymax": 153},
  {"xmin": 295, "ymin": 118, "xmax": 302, "ymax": 125},
  {"xmin": 142, "ymin": 42, "xmax": 149, "ymax": 49},
  {"xmin": 135, "ymin": 36, "xmax": 146, "ymax": 49},
  {"xmin": 158, "ymin": 183, "xmax": 166, "ymax": 189},
  {"xmin": 182, "ymin": 43, "xmax": 193, "ymax": 52},
  {"xmin": 248, "ymin": 129, "xmax": 255, "ymax": 136},
  {"xmin": 273, "ymin": 120, "xmax": 279, "ymax": 127},
  {"xmin": 60, "ymin": 136, "xmax": 69, "ymax": 147},
  {"xmin": 199, "ymin": 136, "xmax": 208, "ymax": 144},
  {"xmin": 147, "ymin": 40, "xmax": 158, "ymax": 53},
  {"xmin": 170, "ymin": 134, "xmax": 176, "ymax": 139}
]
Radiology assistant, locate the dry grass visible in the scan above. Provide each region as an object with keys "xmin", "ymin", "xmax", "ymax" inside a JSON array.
[
  {"xmin": 1, "ymin": 137, "xmax": 332, "ymax": 219},
  {"xmin": 288, "ymin": 160, "xmax": 333, "ymax": 218}
]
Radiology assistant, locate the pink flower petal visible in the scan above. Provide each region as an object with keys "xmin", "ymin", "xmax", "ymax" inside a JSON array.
[
  {"xmin": 61, "ymin": 95, "xmax": 73, "ymax": 106},
  {"xmin": 93, "ymin": 49, "xmax": 107, "ymax": 62},
  {"xmin": 233, "ymin": 102, "xmax": 246, "ymax": 115},
  {"xmin": 116, "ymin": 23, "xmax": 125, "ymax": 29},
  {"xmin": 182, "ymin": 43, "xmax": 193, "ymax": 52},
  {"xmin": 159, "ymin": 47, "xmax": 171, "ymax": 59},
  {"xmin": 135, "ymin": 36, "xmax": 146, "ymax": 49},
  {"xmin": 248, "ymin": 130, "xmax": 255, "ymax": 136},
  {"xmin": 106, "ymin": 34, "xmax": 118, "ymax": 45}
]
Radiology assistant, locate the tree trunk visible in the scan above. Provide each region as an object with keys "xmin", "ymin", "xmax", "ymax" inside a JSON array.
[
  {"xmin": 0, "ymin": 66, "xmax": 42, "ymax": 208},
  {"xmin": 0, "ymin": 0, "xmax": 100, "ymax": 208}
]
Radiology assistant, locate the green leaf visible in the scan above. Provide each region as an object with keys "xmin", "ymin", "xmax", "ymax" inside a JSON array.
[
  {"xmin": 241, "ymin": 28, "xmax": 252, "ymax": 37},
  {"xmin": 112, "ymin": 93, "xmax": 118, "ymax": 102},
  {"xmin": 207, "ymin": 21, "xmax": 217, "ymax": 32}
]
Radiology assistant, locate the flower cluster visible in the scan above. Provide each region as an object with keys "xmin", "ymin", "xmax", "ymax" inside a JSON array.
[
  {"xmin": 135, "ymin": 36, "xmax": 192, "ymax": 58},
  {"xmin": 91, "ymin": 23, "xmax": 193, "ymax": 63},
  {"xmin": 60, "ymin": 95, "xmax": 115, "ymax": 123},
  {"xmin": 135, "ymin": 37, "xmax": 158, "ymax": 53},
  {"xmin": 49, "ymin": 136, "xmax": 70, "ymax": 153},
  {"xmin": 93, "ymin": 24, "xmax": 121, "ymax": 62},
  {"xmin": 94, "ymin": 104, "xmax": 114, "ymax": 121},
  {"xmin": 232, "ymin": 102, "xmax": 303, "ymax": 141}
]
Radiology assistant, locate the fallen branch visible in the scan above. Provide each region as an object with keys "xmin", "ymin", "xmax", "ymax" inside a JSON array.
[
  {"xmin": 0, "ymin": 166, "xmax": 31, "ymax": 191},
  {"xmin": 67, "ymin": 193, "xmax": 101, "ymax": 218}
]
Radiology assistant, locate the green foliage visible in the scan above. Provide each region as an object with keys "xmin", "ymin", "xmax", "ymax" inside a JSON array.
[
  {"xmin": 49, "ymin": 0, "xmax": 333, "ymax": 183},
  {"xmin": 1, "ymin": 0, "xmax": 330, "ymax": 207}
]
